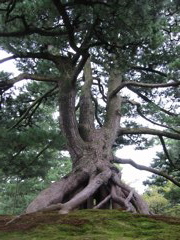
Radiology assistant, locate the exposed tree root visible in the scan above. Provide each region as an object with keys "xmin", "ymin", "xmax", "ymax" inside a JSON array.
[
  {"xmin": 25, "ymin": 167, "xmax": 150, "ymax": 216},
  {"xmin": 6, "ymin": 167, "xmax": 150, "ymax": 225},
  {"xmin": 93, "ymin": 195, "xmax": 111, "ymax": 209},
  {"xmin": 26, "ymin": 169, "xmax": 89, "ymax": 213}
]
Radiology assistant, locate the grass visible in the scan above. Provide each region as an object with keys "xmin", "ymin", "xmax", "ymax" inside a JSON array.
[{"xmin": 0, "ymin": 210, "xmax": 180, "ymax": 240}]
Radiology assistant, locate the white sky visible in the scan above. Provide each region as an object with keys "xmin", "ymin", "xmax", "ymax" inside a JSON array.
[
  {"xmin": 0, "ymin": 50, "xmax": 162, "ymax": 194},
  {"xmin": 117, "ymin": 145, "xmax": 162, "ymax": 194},
  {"xmin": 0, "ymin": 51, "xmax": 20, "ymax": 75}
]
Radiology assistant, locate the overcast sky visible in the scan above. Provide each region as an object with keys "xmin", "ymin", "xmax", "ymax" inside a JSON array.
[{"xmin": 117, "ymin": 145, "xmax": 162, "ymax": 194}]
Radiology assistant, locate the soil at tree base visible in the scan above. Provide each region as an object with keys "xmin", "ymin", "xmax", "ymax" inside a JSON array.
[{"xmin": 0, "ymin": 210, "xmax": 180, "ymax": 240}]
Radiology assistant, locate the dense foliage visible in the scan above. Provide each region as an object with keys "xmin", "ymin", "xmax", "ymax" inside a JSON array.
[
  {"xmin": 0, "ymin": 81, "xmax": 72, "ymax": 214},
  {"xmin": 143, "ymin": 139, "xmax": 180, "ymax": 216},
  {"xmin": 144, "ymin": 182, "xmax": 180, "ymax": 216},
  {"xmin": 144, "ymin": 139, "xmax": 180, "ymax": 186}
]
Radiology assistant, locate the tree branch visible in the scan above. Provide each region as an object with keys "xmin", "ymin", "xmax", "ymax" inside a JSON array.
[
  {"xmin": 0, "ymin": 55, "xmax": 15, "ymax": 64},
  {"xmin": 105, "ymin": 68, "xmax": 122, "ymax": 130},
  {"xmin": 0, "ymin": 28, "xmax": 66, "ymax": 36},
  {"xmin": 93, "ymin": 194, "xmax": 111, "ymax": 209},
  {"xmin": 128, "ymin": 86, "xmax": 178, "ymax": 117},
  {"xmin": 0, "ymin": 73, "xmax": 58, "ymax": 89},
  {"xmin": 72, "ymin": 53, "xmax": 89, "ymax": 84},
  {"xmin": 16, "ymin": 142, "xmax": 51, "ymax": 176},
  {"xmin": 159, "ymin": 136, "xmax": 176, "ymax": 168},
  {"xmin": 52, "ymin": 0, "xmax": 79, "ymax": 52},
  {"xmin": 118, "ymin": 127, "xmax": 180, "ymax": 140},
  {"xmin": 0, "ymin": 26, "xmax": 67, "ymax": 37},
  {"xmin": 112, "ymin": 156, "xmax": 180, "ymax": 187},
  {"xmin": 63, "ymin": 0, "xmax": 110, "ymax": 7},
  {"xmin": 94, "ymin": 77, "xmax": 107, "ymax": 103},
  {"xmin": 0, "ymin": 52, "xmax": 55, "ymax": 64},
  {"xmin": 127, "ymin": 100, "xmax": 180, "ymax": 134},
  {"xmin": 8, "ymin": 85, "xmax": 57, "ymax": 130},
  {"xmin": 110, "ymin": 80, "xmax": 180, "ymax": 98},
  {"xmin": 79, "ymin": 58, "xmax": 95, "ymax": 140},
  {"xmin": 91, "ymin": 94, "xmax": 103, "ymax": 127},
  {"xmin": 131, "ymin": 66, "xmax": 167, "ymax": 77}
]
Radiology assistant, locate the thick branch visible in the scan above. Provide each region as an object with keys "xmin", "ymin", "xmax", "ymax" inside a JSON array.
[
  {"xmin": 0, "ymin": 73, "xmax": 58, "ymax": 90},
  {"xmin": 104, "ymin": 68, "xmax": 122, "ymax": 133},
  {"xmin": 26, "ymin": 170, "xmax": 89, "ymax": 213},
  {"xmin": 58, "ymin": 69, "xmax": 86, "ymax": 159},
  {"xmin": 72, "ymin": 53, "xmax": 89, "ymax": 84},
  {"xmin": 79, "ymin": 58, "xmax": 95, "ymax": 141},
  {"xmin": 0, "ymin": 24, "xmax": 67, "ymax": 37},
  {"xmin": 111, "ymin": 184, "xmax": 130, "ymax": 209},
  {"xmin": 110, "ymin": 80, "xmax": 180, "ymax": 98},
  {"xmin": 119, "ymin": 127, "xmax": 180, "ymax": 140},
  {"xmin": 125, "ymin": 189, "xmax": 134, "ymax": 205},
  {"xmin": 113, "ymin": 156, "xmax": 180, "ymax": 187},
  {"xmin": 52, "ymin": 0, "xmax": 78, "ymax": 52},
  {"xmin": 63, "ymin": 1, "xmax": 110, "ymax": 7},
  {"xmin": 0, "ymin": 52, "xmax": 72, "ymax": 67}
]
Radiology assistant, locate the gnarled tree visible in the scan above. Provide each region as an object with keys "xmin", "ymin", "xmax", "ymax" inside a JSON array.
[{"xmin": 0, "ymin": 0, "xmax": 180, "ymax": 215}]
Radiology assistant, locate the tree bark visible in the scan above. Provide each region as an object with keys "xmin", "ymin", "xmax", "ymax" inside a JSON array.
[{"xmin": 26, "ymin": 58, "xmax": 150, "ymax": 215}]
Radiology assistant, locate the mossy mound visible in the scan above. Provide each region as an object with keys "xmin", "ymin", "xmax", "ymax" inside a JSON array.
[{"xmin": 0, "ymin": 210, "xmax": 180, "ymax": 240}]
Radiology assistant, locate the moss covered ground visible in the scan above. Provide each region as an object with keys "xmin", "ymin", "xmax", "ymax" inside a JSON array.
[{"xmin": 0, "ymin": 209, "xmax": 180, "ymax": 240}]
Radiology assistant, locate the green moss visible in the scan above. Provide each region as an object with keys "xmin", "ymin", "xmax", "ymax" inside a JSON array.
[{"xmin": 0, "ymin": 210, "xmax": 180, "ymax": 240}]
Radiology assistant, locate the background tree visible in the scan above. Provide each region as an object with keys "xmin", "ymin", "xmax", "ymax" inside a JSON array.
[
  {"xmin": 0, "ymin": 154, "xmax": 71, "ymax": 215},
  {"xmin": 0, "ymin": 0, "xmax": 179, "ymax": 215},
  {"xmin": 144, "ymin": 139, "xmax": 180, "ymax": 216},
  {"xmin": 0, "ymin": 81, "xmax": 72, "ymax": 214},
  {"xmin": 143, "ymin": 182, "xmax": 180, "ymax": 216},
  {"xmin": 144, "ymin": 139, "xmax": 180, "ymax": 187},
  {"xmin": 143, "ymin": 186, "xmax": 169, "ymax": 214}
]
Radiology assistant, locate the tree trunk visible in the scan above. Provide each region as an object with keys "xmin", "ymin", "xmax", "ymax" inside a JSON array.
[{"xmin": 26, "ymin": 58, "xmax": 150, "ymax": 215}]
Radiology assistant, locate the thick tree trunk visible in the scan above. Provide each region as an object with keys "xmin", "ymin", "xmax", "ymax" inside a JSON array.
[{"xmin": 26, "ymin": 58, "xmax": 150, "ymax": 215}]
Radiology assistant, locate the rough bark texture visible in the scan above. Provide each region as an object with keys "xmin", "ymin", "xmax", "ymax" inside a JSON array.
[{"xmin": 26, "ymin": 58, "xmax": 150, "ymax": 215}]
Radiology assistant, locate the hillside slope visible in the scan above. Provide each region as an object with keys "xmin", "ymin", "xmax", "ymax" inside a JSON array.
[{"xmin": 0, "ymin": 210, "xmax": 180, "ymax": 240}]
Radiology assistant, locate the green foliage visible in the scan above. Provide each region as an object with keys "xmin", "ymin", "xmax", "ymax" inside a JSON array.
[
  {"xmin": 143, "ymin": 182, "xmax": 180, "ymax": 216},
  {"xmin": 144, "ymin": 138, "xmax": 180, "ymax": 217},
  {"xmin": 0, "ymin": 81, "xmax": 66, "ymax": 179},
  {"xmin": 143, "ymin": 186, "xmax": 169, "ymax": 214},
  {"xmin": 0, "ymin": 155, "xmax": 72, "ymax": 215},
  {"xmin": 0, "ymin": 0, "xmax": 178, "ymax": 145},
  {"xmin": 0, "ymin": 80, "xmax": 72, "ymax": 214},
  {"xmin": 164, "ymin": 205, "xmax": 180, "ymax": 217},
  {"xmin": 144, "ymin": 140, "xmax": 180, "ymax": 187}
]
